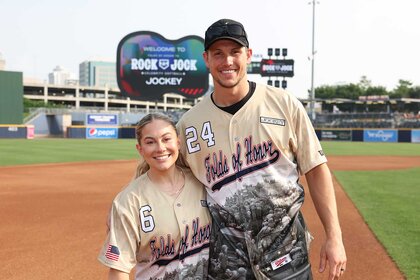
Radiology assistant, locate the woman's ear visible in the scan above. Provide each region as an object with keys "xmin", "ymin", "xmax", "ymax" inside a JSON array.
[{"xmin": 136, "ymin": 143, "xmax": 143, "ymax": 155}]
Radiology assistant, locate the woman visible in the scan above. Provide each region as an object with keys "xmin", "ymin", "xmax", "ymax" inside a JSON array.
[{"xmin": 98, "ymin": 113, "xmax": 211, "ymax": 280}]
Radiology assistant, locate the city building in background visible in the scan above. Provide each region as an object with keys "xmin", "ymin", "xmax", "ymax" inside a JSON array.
[
  {"xmin": 48, "ymin": 65, "xmax": 78, "ymax": 86},
  {"xmin": 0, "ymin": 51, "xmax": 6, "ymax": 70},
  {"xmin": 79, "ymin": 60, "xmax": 117, "ymax": 89}
]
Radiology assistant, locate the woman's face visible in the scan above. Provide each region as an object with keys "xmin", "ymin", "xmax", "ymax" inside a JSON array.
[{"xmin": 136, "ymin": 119, "xmax": 180, "ymax": 172}]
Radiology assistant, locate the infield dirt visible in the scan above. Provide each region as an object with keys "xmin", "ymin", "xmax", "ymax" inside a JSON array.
[{"xmin": 2, "ymin": 156, "xmax": 418, "ymax": 279}]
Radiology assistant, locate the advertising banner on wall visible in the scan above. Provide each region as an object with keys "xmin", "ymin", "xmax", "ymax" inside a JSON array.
[
  {"xmin": 26, "ymin": 125, "xmax": 34, "ymax": 139},
  {"xmin": 86, "ymin": 114, "xmax": 118, "ymax": 125},
  {"xmin": 86, "ymin": 127, "xmax": 118, "ymax": 139},
  {"xmin": 411, "ymin": 130, "xmax": 420, "ymax": 143},
  {"xmin": 259, "ymin": 59, "xmax": 294, "ymax": 77},
  {"xmin": 363, "ymin": 129, "xmax": 398, "ymax": 142},
  {"xmin": 117, "ymin": 31, "xmax": 209, "ymax": 101},
  {"xmin": 321, "ymin": 130, "xmax": 352, "ymax": 141}
]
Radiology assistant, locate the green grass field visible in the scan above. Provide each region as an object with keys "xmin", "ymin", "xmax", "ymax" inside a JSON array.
[
  {"xmin": 0, "ymin": 139, "xmax": 138, "ymax": 166},
  {"xmin": 323, "ymin": 142, "xmax": 420, "ymax": 279},
  {"xmin": 335, "ymin": 168, "xmax": 420, "ymax": 280},
  {"xmin": 1, "ymin": 139, "xmax": 419, "ymax": 166},
  {"xmin": 321, "ymin": 141, "xmax": 420, "ymax": 156},
  {"xmin": 1, "ymin": 139, "xmax": 419, "ymax": 278}
]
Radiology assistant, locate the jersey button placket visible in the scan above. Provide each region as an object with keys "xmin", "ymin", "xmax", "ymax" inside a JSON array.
[
  {"xmin": 230, "ymin": 117, "xmax": 239, "ymax": 151},
  {"xmin": 174, "ymin": 201, "xmax": 185, "ymax": 231},
  {"xmin": 230, "ymin": 116, "xmax": 242, "ymax": 189}
]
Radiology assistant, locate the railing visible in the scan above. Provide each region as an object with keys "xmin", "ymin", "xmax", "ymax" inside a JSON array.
[{"xmin": 313, "ymin": 112, "xmax": 420, "ymax": 128}]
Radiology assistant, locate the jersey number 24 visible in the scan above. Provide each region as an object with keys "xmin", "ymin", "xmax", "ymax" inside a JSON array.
[{"xmin": 185, "ymin": 122, "xmax": 215, "ymax": 153}]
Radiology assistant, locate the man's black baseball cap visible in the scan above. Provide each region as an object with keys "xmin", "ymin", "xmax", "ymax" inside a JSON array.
[{"xmin": 204, "ymin": 19, "xmax": 249, "ymax": 51}]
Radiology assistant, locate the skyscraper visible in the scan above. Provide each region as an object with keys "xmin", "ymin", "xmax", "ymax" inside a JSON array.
[
  {"xmin": 79, "ymin": 60, "xmax": 117, "ymax": 88},
  {"xmin": 48, "ymin": 65, "xmax": 78, "ymax": 85}
]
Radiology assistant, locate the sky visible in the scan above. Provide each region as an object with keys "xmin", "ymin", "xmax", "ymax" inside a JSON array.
[{"xmin": 1, "ymin": 0, "xmax": 419, "ymax": 99}]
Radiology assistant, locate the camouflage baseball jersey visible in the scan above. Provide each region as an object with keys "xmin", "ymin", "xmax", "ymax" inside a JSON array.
[
  {"xmin": 98, "ymin": 168, "xmax": 211, "ymax": 279},
  {"xmin": 177, "ymin": 84, "xmax": 327, "ymax": 279}
]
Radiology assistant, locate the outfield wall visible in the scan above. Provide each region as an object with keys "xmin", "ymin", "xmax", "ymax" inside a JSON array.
[
  {"xmin": 0, "ymin": 125, "xmax": 34, "ymax": 139},
  {"xmin": 314, "ymin": 128, "xmax": 420, "ymax": 143},
  {"xmin": 64, "ymin": 126, "xmax": 420, "ymax": 143},
  {"xmin": 2, "ymin": 125, "xmax": 419, "ymax": 143}
]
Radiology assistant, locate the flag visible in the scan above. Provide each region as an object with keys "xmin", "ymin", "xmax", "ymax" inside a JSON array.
[{"xmin": 105, "ymin": 245, "xmax": 120, "ymax": 261}]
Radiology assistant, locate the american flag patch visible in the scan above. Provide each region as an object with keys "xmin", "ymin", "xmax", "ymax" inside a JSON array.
[{"xmin": 105, "ymin": 245, "xmax": 120, "ymax": 261}]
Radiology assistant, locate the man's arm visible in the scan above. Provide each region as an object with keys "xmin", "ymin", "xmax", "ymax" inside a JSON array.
[{"xmin": 305, "ymin": 163, "xmax": 347, "ymax": 280}]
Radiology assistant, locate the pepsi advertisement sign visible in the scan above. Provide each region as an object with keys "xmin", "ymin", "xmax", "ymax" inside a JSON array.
[
  {"xmin": 363, "ymin": 129, "xmax": 397, "ymax": 142},
  {"xmin": 86, "ymin": 127, "xmax": 118, "ymax": 139},
  {"xmin": 117, "ymin": 31, "xmax": 209, "ymax": 101}
]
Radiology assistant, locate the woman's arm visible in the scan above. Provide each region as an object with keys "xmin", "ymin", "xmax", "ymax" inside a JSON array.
[{"xmin": 108, "ymin": 268, "xmax": 129, "ymax": 280}]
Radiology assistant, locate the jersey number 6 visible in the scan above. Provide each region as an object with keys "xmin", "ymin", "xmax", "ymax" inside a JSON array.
[
  {"xmin": 139, "ymin": 205, "xmax": 155, "ymax": 233},
  {"xmin": 185, "ymin": 122, "xmax": 215, "ymax": 154}
]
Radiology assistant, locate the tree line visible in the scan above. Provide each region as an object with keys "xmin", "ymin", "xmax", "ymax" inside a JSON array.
[{"xmin": 315, "ymin": 76, "xmax": 420, "ymax": 99}]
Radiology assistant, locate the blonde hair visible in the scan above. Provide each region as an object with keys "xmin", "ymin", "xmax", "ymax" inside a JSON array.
[{"xmin": 134, "ymin": 113, "xmax": 187, "ymax": 178}]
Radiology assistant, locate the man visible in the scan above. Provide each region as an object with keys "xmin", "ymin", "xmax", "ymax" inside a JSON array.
[{"xmin": 177, "ymin": 18, "xmax": 346, "ymax": 280}]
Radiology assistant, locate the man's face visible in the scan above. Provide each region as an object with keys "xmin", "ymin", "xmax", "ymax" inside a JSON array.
[{"xmin": 204, "ymin": 39, "xmax": 252, "ymax": 89}]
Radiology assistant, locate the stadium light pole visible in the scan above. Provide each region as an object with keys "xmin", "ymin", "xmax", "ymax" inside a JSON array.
[{"xmin": 309, "ymin": 0, "xmax": 318, "ymax": 121}]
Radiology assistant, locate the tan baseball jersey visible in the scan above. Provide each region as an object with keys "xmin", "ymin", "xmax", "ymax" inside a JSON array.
[
  {"xmin": 177, "ymin": 83, "xmax": 326, "ymax": 279},
  {"xmin": 98, "ymin": 168, "xmax": 211, "ymax": 279}
]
